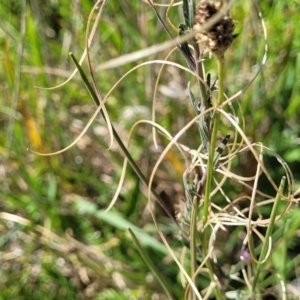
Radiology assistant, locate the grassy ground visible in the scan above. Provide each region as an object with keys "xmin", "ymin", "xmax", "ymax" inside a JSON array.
[{"xmin": 0, "ymin": 0, "xmax": 300, "ymax": 299}]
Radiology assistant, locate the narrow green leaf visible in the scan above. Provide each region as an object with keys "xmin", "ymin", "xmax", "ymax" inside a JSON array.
[
  {"xmin": 189, "ymin": 196, "xmax": 198, "ymax": 300},
  {"xmin": 128, "ymin": 227, "xmax": 175, "ymax": 300},
  {"xmin": 182, "ymin": 0, "xmax": 195, "ymax": 28},
  {"xmin": 179, "ymin": 24, "xmax": 193, "ymax": 61},
  {"xmin": 253, "ymin": 176, "xmax": 286, "ymax": 290},
  {"xmin": 75, "ymin": 199, "xmax": 168, "ymax": 255},
  {"xmin": 69, "ymin": 53, "xmax": 171, "ymax": 218}
]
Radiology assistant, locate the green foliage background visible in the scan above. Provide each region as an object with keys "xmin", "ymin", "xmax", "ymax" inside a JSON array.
[{"xmin": 0, "ymin": 0, "xmax": 299, "ymax": 299}]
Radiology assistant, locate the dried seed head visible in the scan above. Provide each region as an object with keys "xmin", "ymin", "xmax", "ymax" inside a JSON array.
[{"xmin": 194, "ymin": 0, "xmax": 237, "ymax": 58}]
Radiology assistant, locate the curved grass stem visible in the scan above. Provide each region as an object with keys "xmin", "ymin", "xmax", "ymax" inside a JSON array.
[{"xmin": 69, "ymin": 53, "xmax": 176, "ymax": 222}]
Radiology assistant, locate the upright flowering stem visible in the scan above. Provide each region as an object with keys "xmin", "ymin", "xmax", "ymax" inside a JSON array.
[
  {"xmin": 202, "ymin": 57, "xmax": 224, "ymax": 300},
  {"xmin": 193, "ymin": 1, "xmax": 236, "ymax": 297},
  {"xmin": 203, "ymin": 57, "xmax": 224, "ymax": 224}
]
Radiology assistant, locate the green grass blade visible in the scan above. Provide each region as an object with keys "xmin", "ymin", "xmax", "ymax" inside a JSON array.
[
  {"xmin": 128, "ymin": 227, "xmax": 175, "ymax": 300},
  {"xmin": 253, "ymin": 176, "xmax": 286, "ymax": 290},
  {"xmin": 69, "ymin": 53, "xmax": 172, "ymax": 218},
  {"xmin": 190, "ymin": 196, "xmax": 198, "ymax": 300},
  {"xmin": 76, "ymin": 199, "xmax": 168, "ymax": 255}
]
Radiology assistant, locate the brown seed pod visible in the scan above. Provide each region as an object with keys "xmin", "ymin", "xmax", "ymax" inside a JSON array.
[{"xmin": 194, "ymin": 0, "xmax": 237, "ymax": 58}]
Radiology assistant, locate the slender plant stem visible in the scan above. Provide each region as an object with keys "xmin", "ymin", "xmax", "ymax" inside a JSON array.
[
  {"xmin": 252, "ymin": 176, "xmax": 286, "ymax": 291},
  {"xmin": 147, "ymin": 0, "xmax": 196, "ymax": 71},
  {"xmin": 194, "ymin": 45, "xmax": 208, "ymax": 109},
  {"xmin": 190, "ymin": 196, "xmax": 198, "ymax": 300},
  {"xmin": 201, "ymin": 57, "xmax": 225, "ymax": 300},
  {"xmin": 69, "ymin": 53, "xmax": 176, "ymax": 222},
  {"xmin": 201, "ymin": 231, "xmax": 224, "ymax": 300},
  {"xmin": 128, "ymin": 227, "xmax": 175, "ymax": 300},
  {"xmin": 203, "ymin": 57, "xmax": 224, "ymax": 224}
]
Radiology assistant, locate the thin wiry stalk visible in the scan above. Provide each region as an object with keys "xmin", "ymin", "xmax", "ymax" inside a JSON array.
[
  {"xmin": 201, "ymin": 57, "xmax": 225, "ymax": 300},
  {"xmin": 189, "ymin": 196, "xmax": 198, "ymax": 300},
  {"xmin": 69, "ymin": 53, "xmax": 176, "ymax": 222},
  {"xmin": 128, "ymin": 227, "xmax": 175, "ymax": 300},
  {"xmin": 146, "ymin": 0, "xmax": 196, "ymax": 71},
  {"xmin": 203, "ymin": 57, "xmax": 224, "ymax": 224},
  {"xmin": 193, "ymin": 42, "xmax": 208, "ymax": 110},
  {"xmin": 253, "ymin": 176, "xmax": 286, "ymax": 290}
]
